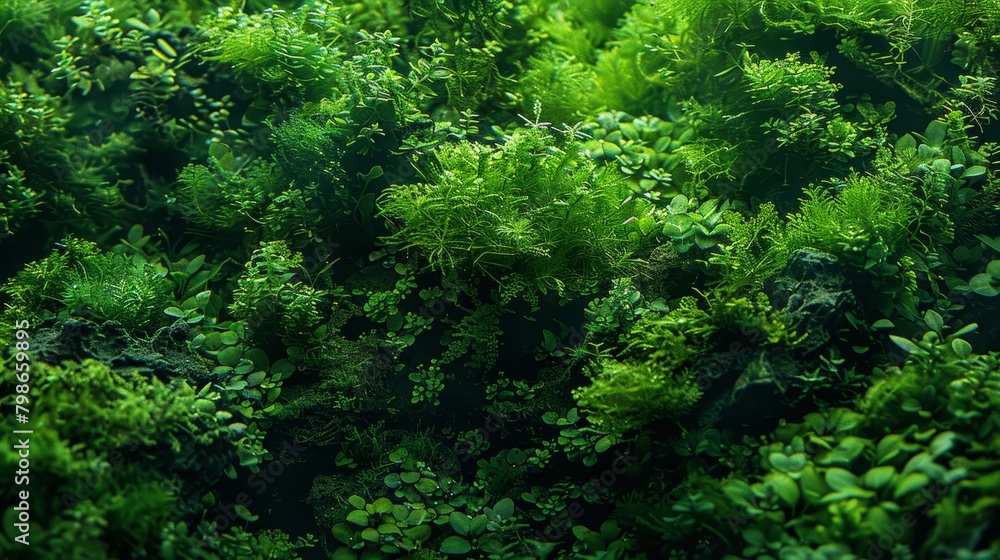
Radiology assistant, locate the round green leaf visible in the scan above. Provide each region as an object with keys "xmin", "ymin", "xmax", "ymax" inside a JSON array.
[
  {"xmin": 270, "ymin": 359, "xmax": 296, "ymax": 379},
  {"xmin": 449, "ymin": 512, "xmax": 471, "ymax": 535},
  {"xmin": 400, "ymin": 472, "xmax": 420, "ymax": 484},
  {"xmin": 347, "ymin": 510, "xmax": 370, "ymax": 526},
  {"xmin": 405, "ymin": 509, "xmax": 427, "ymax": 526},
  {"xmin": 389, "ymin": 449, "xmax": 408, "ymax": 463},
  {"xmin": 893, "ymin": 472, "xmax": 931, "ymax": 500},
  {"xmin": 332, "ymin": 523, "xmax": 355, "ymax": 545},
  {"xmin": 860, "ymin": 466, "xmax": 897, "ymax": 491},
  {"xmin": 825, "ymin": 468, "xmax": 859, "ymax": 491},
  {"xmin": 988, "ymin": 260, "xmax": 1000, "ymax": 278},
  {"xmin": 348, "ymin": 496, "xmax": 366, "ymax": 510},
  {"xmin": 247, "ymin": 371, "xmax": 266, "ymax": 386},
  {"xmin": 218, "ymin": 346, "xmax": 243, "ymax": 366},
  {"xmin": 440, "ymin": 536, "xmax": 472, "ymax": 555},
  {"xmin": 245, "ymin": 348, "xmax": 270, "ymax": 371},
  {"xmin": 493, "ymin": 498, "xmax": 514, "ymax": 519},
  {"xmin": 764, "ymin": 472, "xmax": 800, "ymax": 507},
  {"xmin": 403, "ymin": 524, "xmax": 431, "ymax": 542},
  {"xmin": 332, "ymin": 547, "xmax": 357, "ymax": 560},
  {"xmin": 662, "ymin": 214, "xmax": 694, "ymax": 237},
  {"xmin": 952, "ymin": 338, "xmax": 973, "ymax": 359},
  {"xmin": 361, "ymin": 527, "xmax": 380, "ymax": 542},
  {"xmin": 377, "ymin": 523, "xmax": 401, "ymax": 535},
  {"xmin": 414, "ymin": 478, "xmax": 437, "ymax": 494},
  {"xmin": 768, "ymin": 452, "xmax": 807, "ymax": 473},
  {"xmin": 970, "ymin": 273, "xmax": 1000, "ymax": 296},
  {"xmin": 594, "ymin": 435, "xmax": 614, "ymax": 453}
]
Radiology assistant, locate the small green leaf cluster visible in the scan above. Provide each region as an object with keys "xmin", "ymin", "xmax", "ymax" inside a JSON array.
[
  {"xmin": 439, "ymin": 498, "xmax": 518, "ymax": 556},
  {"xmin": 174, "ymin": 146, "xmax": 285, "ymax": 234},
  {"xmin": 331, "ymin": 494, "xmax": 435, "ymax": 559},
  {"xmin": 581, "ymin": 111, "xmax": 694, "ymax": 201},
  {"xmin": 744, "ymin": 52, "xmax": 891, "ymax": 161},
  {"xmin": 707, "ymin": 202, "xmax": 789, "ymax": 295},
  {"xmin": 356, "ymin": 262, "xmax": 430, "ymax": 347},
  {"xmin": 571, "ymin": 520, "xmax": 646, "ymax": 559},
  {"xmin": 539, "ymin": 408, "xmax": 617, "ymax": 466},
  {"xmin": 788, "ymin": 177, "xmax": 912, "ymax": 262},
  {"xmin": 640, "ymin": 309, "xmax": 1000, "ymax": 557},
  {"xmin": 195, "ymin": 3, "xmax": 345, "ymax": 102},
  {"xmin": 573, "ymin": 298, "xmax": 710, "ymax": 434},
  {"xmin": 521, "ymin": 481, "xmax": 581, "ymax": 522},
  {"xmin": 970, "ymin": 260, "xmax": 1000, "ymax": 296},
  {"xmin": 660, "ymin": 196, "xmax": 733, "ymax": 254},
  {"xmin": 573, "ymin": 358, "xmax": 701, "ymax": 436},
  {"xmin": 409, "ymin": 361, "xmax": 445, "ymax": 406},
  {"xmin": 0, "ymin": 149, "xmax": 39, "ymax": 236},
  {"xmin": 231, "ymin": 240, "xmax": 331, "ymax": 348},
  {"xmin": 863, "ymin": 311, "xmax": 984, "ymax": 426},
  {"xmin": 383, "ymin": 447, "xmax": 466, "ymax": 508},
  {"xmin": 0, "ymin": 359, "xmax": 308, "ymax": 559},
  {"xmin": 583, "ymin": 277, "xmax": 662, "ymax": 340},
  {"xmin": 14, "ymin": 359, "xmax": 226, "ymax": 452},
  {"xmin": 438, "ymin": 302, "xmax": 502, "ymax": 369}
]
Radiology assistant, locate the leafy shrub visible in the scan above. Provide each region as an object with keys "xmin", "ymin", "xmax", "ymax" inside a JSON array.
[
  {"xmin": 231, "ymin": 240, "xmax": 331, "ymax": 347},
  {"xmin": 1, "ymin": 237, "xmax": 171, "ymax": 337},
  {"xmin": 573, "ymin": 358, "xmax": 702, "ymax": 434},
  {"xmin": 378, "ymin": 125, "xmax": 658, "ymax": 297}
]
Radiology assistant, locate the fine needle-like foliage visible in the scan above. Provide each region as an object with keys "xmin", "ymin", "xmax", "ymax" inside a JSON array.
[{"xmin": 378, "ymin": 124, "xmax": 659, "ymax": 297}]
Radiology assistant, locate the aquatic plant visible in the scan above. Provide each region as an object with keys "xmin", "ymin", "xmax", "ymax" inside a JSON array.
[
  {"xmin": 379, "ymin": 125, "xmax": 657, "ymax": 297},
  {"xmin": 4, "ymin": 1, "xmax": 1000, "ymax": 558}
]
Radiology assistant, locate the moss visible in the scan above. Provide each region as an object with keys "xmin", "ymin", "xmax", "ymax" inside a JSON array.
[
  {"xmin": 379, "ymin": 125, "xmax": 657, "ymax": 297},
  {"xmin": 0, "ymin": 237, "xmax": 172, "ymax": 340},
  {"xmin": 573, "ymin": 359, "xmax": 701, "ymax": 434}
]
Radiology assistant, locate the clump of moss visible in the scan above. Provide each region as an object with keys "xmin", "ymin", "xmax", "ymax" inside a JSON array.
[
  {"xmin": 1, "ymin": 237, "xmax": 171, "ymax": 339},
  {"xmin": 378, "ymin": 125, "xmax": 658, "ymax": 297}
]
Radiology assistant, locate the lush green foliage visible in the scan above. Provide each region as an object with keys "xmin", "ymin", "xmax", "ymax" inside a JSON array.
[
  {"xmin": 379, "ymin": 125, "xmax": 658, "ymax": 296},
  {"xmin": 3, "ymin": 0, "xmax": 1000, "ymax": 558},
  {"xmin": 1, "ymin": 237, "xmax": 171, "ymax": 336},
  {"xmin": 0, "ymin": 360, "xmax": 313, "ymax": 558}
]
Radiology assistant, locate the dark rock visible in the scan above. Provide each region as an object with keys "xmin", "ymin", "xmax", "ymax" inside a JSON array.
[
  {"xmin": 31, "ymin": 318, "xmax": 213, "ymax": 385},
  {"xmin": 695, "ymin": 250, "xmax": 861, "ymax": 429},
  {"xmin": 763, "ymin": 249, "xmax": 861, "ymax": 355}
]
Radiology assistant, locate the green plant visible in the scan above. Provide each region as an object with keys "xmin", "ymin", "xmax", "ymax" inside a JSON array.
[
  {"xmin": 439, "ymin": 499, "xmax": 521, "ymax": 556},
  {"xmin": 581, "ymin": 111, "xmax": 693, "ymax": 201},
  {"xmin": 521, "ymin": 481, "xmax": 581, "ymax": 522},
  {"xmin": 231, "ymin": 240, "xmax": 332, "ymax": 347},
  {"xmin": 573, "ymin": 358, "xmax": 701, "ymax": 435},
  {"xmin": 410, "ymin": 361, "xmax": 445, "ymax": 405},
  {"xmin": 571, "ymin": 519, "xmax": 647, "ymax": 560},
  {"xmin": 331, "ymin": 494, "xmax": 435, "ymax": 559},
  {"xmin": 540, "ymin": 408, "xmax": 616, "ymax": 466},
  {"xmin": 195, "ymin": 3, "xmax": 344, "ymax": 102},
  {"xmin": 1, "ymin": 236, "xmax": 171, "ymax": 336},
  {"xmin": 174, "ymin": 145, "xmax": 285, "ymax": 233},
  {"xmin": 379, "ymin": 125, "xmax": 657, "ymax": 297},
  {"xmin": 439, "ymin": 302, "xmax": 503, "ymax": 369},
  {"xmin": 659, "ymin": 195, "xmax": 732, "ymax": 253},
  {"xmin": 0, "ymin": 359, "xmax": 307, "ymax": 559},
  {"xmin": 0, "ymin": 149, "xmax": 39, "ymax": 235},
  {"xmin": 970, "ymin": 260, "xmax": 1000, "ymax": 296}
]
